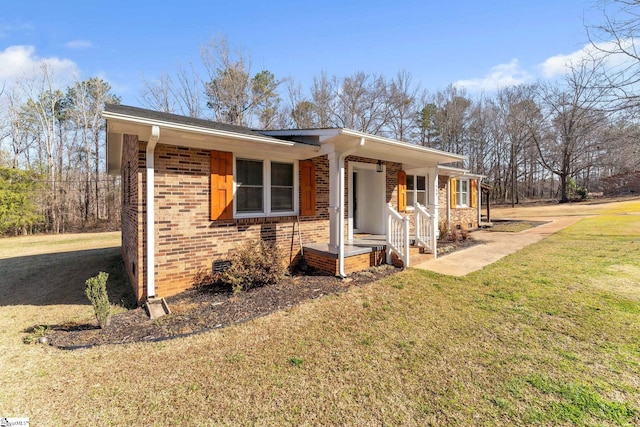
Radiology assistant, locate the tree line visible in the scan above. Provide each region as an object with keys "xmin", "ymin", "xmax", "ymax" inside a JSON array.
[
  {"xmin": 1, "ymin": 0, "xmax": 639, "ymax": 235},
  {"xmin": 141, "ymin": 36, "xmax": 639, "ymax": 205},
  {"xmin": 0, "ymin": 64, "xmax": 120, "ymax": 235}
]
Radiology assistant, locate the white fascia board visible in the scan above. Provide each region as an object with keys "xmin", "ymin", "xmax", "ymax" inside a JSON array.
[
  {"xmin": 464, "ymin": 173, "xmax": 486, "ymax": 179},
  {"xmin": 102, "ymin": 110, "xmax": 296, "ymax": 147},
  {"xmin": 438, "ymin": 165, "xmax": 470, "ymax": 177},
  {"xmin": 338, "ymin": 128, "xmax": 466, "ymax": 164},
  {"xmin": 438, "ymin": 166, "xmax": 484, "ymax": 179},
  {"xmin": 264, "ymin": 128, "xmax": 467, "ymax": 164}
]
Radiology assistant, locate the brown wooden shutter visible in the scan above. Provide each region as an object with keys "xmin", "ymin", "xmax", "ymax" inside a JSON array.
[
  {"xmin": 470, "ymin": 179, "xmax": 477, "ymax": 208},
  {"xmin": 299, "ymin": 160, "xmax": 316, "ymax": 216},
  {"xmin": 210, "ymin": 150, "xmax": 233, "ymax": 220},
  {"xmin": 450, "ymin": 178, "xmax": 457, "ymax": 209},
  {"xmin": 397, "ymin": 170, "xmax": 407, "ymax": 212}
]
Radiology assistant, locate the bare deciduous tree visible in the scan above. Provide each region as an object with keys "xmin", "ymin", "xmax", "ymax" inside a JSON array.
[
  {"xmin": 311, "ymin": 71, "xmax": 336, "ymax": 128},
  {"xmin": 140, "ymin": 63, "xmax": 203, "ymax": 118},
  {"xmin": 139, "ymin": 72, "xmax": 177, "ymax": 114},
  {"xmin": 587, "ymin": 0, "xmax": 640, "ymax": 108},
  {"xmin": 433, "ymin": 85, "xmax": 472, "ymax": 156},
  {"xmin": 202, "ymin": 36, "xmax": 281, "ymax": 127},
  {"xmin": 387, "ymin": 70, "xmax": 419, "ymax": 141},
  {"xmin": 533, "ymin": 58, "xmax": 612, "ymax": 202}
]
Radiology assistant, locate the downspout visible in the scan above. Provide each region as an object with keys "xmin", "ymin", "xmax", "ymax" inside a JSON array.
[
  {"xmin": 446, "ymin": 177, "xmax": 452, "ymax": 229},
  {"xmin": 338, "ymin": 138, "xmax": 365, "ymax": 278},
  {"xmin": 477, "ymin": 178, "xmax": 482, "ymax": 227},
  {"xmin": 146, "ymin": 126, "xmax": 160, "ymax": 299}
]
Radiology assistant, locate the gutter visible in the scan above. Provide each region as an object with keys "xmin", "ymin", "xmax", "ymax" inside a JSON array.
[
  {"xmin": 338, "ymin": 138, "xmax": 365, "ymax": 278},
  {"xmin": 146, "ymin": 126, "xmax": 160, "ymax": 299},
  {"xmin": 339, "ymin": 128, "xmax": 466, "ymax": 164},
  {"xmin": 101, "ymin": 110, "xmax": 295, "ymax": 147}
]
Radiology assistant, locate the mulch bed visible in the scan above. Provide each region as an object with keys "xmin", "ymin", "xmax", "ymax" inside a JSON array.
[
  {"xmin": 46, "ymin": 265, "xmax": 400, "ymax": 349},
  {"xmin": 437, "ymin": 237, "xmax": 480, "ymax": 256},
  {"xmin": 44, "ymin": 237, "xmax": 482, "ymax": 350}
]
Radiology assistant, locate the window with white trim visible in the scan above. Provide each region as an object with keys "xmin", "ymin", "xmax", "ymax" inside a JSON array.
[
  {"xmin": 235, "ymin": 157, "xmax": 296, "ymax": 216},
  {"xmin": 271, "ymin": 162, "xmax": 294, "ymax": 212},
  {"xmin": 406, "ymin": 174, "xmax": 427, "ymax": 208},
  {"xmin": 456, "ymin": 179, "xmax": 469, "ymax": 207},
  {"xmin": 236, "ymin": 159, "xmax": 264, "ymax": 213}
]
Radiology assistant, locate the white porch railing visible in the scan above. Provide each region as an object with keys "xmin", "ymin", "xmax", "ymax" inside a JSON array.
[
  {"xmin": 386, "ymin": 203, "xmax": 410, "ymax": 267},
  {"xmin": 414, "ymin": 202, "xmax": 433, "ymax": 253}
]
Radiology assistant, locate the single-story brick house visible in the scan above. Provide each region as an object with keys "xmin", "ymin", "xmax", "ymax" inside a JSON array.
[{"xmin": 104, "ymin": 104, "xmax": 482, "ymax": 303}]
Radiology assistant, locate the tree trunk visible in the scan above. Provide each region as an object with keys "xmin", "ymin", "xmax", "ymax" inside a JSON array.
[{"xmin": 559, "ymin": 174, "xmax": 569, "ymax": 203}]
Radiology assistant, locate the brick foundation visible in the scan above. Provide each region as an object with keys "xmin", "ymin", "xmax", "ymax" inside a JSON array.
[{"xmin": 305, "ymin": 248, "xmax": 386, "ymax": 275}]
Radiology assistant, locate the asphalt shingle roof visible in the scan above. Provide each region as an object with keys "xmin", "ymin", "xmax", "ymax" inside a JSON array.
[{"xmin": 103, "ymin": 104, "xmax": 269, "ymax": 138}]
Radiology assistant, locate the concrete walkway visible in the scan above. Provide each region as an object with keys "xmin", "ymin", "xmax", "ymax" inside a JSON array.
[{"xmin": 413, "ymin": 216, "xmax": 587, "ymax": 276}]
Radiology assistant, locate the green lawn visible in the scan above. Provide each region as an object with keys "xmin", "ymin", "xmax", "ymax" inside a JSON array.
[{"xmin": 0, "ymin": 203, "xmax": 639, "ymax": 425}]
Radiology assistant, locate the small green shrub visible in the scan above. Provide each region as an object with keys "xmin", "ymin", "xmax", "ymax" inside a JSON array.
[
  {"xmin": 23, "ymin": 324, "xmax": 49, "ymax": 344},
  {"xmin": 576, "ymin": 187, "xmax": 588, "ymax": 200},
  {"xmin": 222, "ymin": 239, "xmax": 285, "ymax": 293},
  {"xmin": 85, "ymin": 271, "xmax": 111, "ymax": 328},
  {"xmin": 288, "ymin": 357, "xmax": 304, "ymax": 367}
]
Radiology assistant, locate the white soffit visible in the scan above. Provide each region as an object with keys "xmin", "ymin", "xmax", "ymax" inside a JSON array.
[{"xmin": 104, "ymin": 113, "xmax": 320, "ymax": 173}]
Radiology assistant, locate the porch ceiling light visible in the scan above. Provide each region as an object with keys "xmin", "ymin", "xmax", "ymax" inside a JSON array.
[{"xmin": 376, "ymin": 160, "xmax": 383, "ymax": 173}]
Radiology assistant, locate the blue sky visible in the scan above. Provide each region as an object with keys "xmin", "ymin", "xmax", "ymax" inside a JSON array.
[{"xmin": 0, "ymin": 0, "xmax": 609, "ymax": 105}]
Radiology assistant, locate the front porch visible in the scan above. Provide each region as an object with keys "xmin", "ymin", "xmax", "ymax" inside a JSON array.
[{"xmin": 303, "ymin": 231, "xmax": 435, "ymax": 276}]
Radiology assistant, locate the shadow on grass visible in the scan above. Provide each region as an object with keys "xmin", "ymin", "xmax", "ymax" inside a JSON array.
[{"xmin": 0, "ymin": 246, "xmax": 136, "ymax": 307}]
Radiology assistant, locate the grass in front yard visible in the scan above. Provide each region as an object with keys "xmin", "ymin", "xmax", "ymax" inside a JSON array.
[
  {"xmin": 487, "ymin": 220, "xmax": 546, "ymax": 232},
  {"xmin": 1, "ymin": 204, "xmax": 639, "ymax": 425}
]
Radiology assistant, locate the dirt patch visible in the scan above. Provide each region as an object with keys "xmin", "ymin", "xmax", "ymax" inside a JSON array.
[{"xmin": 45, "ymin": 265, "xmax": 400, "ymax": 349}]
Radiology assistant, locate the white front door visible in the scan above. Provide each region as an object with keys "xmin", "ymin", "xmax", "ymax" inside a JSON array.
[{"xmin": 348, "ymin": 162, "xmax": 386, "ymax": 237}]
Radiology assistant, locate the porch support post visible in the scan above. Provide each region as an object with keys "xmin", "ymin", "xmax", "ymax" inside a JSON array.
[
  {"xmin": 324, "ymin": 139, "xmax": 364, "ymax": 277},
  {"xmin": 327, "ymin": 149, "xmax": 340, "ymax": 252},
  {"xmin": 427, "ymin": 167, "xmax": 439, "ymax": 259}
]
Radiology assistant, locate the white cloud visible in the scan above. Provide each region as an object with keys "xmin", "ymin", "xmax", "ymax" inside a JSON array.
[
  {"xmin": 453, "ymin": 40, "xmax": 639, "ymax": 94},
  {"xmin": 454, "ymin": 59, "xmax": 532, "ymax": 92},
  {"xmin": 65, "ymin": 39, "xmax": 92, "ymax": 49},
  {"xmin": 538, "ymin": 40, "xmax": 637, "ymax": 78},
  {"xmin": 0, "ymin": 45, "xmax": 79, "ymax": 85},
  {"xmin": 538, "ymin": 44, "xmax": 602, "ymax": 78}
]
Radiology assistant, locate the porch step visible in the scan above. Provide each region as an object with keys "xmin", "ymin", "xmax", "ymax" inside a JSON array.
[{"xmin": 410, "ymin": 246, "xmax": 435, "ymax": 266}]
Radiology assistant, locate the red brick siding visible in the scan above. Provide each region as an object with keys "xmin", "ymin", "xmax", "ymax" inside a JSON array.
[
  {"xmin": 305, "ymin": 249, "xmax": 386, "ymax": 276},
  {"xmin": 450, "ymin": 207, "xmax": 478, "ymax": 230},
  {"xmin": 132, "ymin": 145, "xmax": 334, "ymax": 300},
  {"xmin": 123, "ymin": 137, "xmax": 463, "ymax": 300},
  {"xmin": 120, "ymin": 135, "xmax": 145, "ymax": 301},
  {"xmin": 438, "ymin": 175, "xmax": 478, "ymax": 230}
]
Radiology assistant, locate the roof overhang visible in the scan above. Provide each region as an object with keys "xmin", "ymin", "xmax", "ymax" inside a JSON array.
[
  {"xmin": 263, "ymin": 128, "xmax": 466, "ymax": 168},
  {"xmin": 103, "ymin": 109, "xmax": 321, "ymax": 175},
  {"xmin": 104, "ymin": 105, "xmax": 468, "ymax": 175},
  {"xmin": 438, "ymin": 165, "xmax": 485, "ymax": 179}
]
